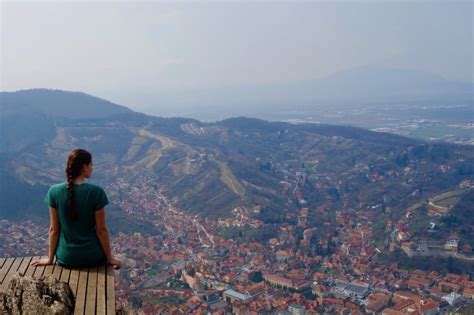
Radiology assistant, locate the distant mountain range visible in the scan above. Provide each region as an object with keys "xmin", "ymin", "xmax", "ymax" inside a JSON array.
[
  {"xmin": 137, "ymin": 65, "xmax": 473, "ymax": 120},
  {"xmin": 1, "ymin": 89, "xmax": 473, "ymax": 247}
]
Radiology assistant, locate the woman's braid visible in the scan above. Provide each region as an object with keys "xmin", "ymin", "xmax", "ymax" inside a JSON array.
[
  {"xmin": 65, "ymin": 165, "xmax": 78, "ymax": 220},
  {"xmin": 65, "ymin": 149, "xmax": 92, "ymax": 220}
]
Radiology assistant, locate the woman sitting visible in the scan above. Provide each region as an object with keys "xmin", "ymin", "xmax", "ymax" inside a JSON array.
[{"xmin": 32, "ymin": 148, "xmax": 121, "ymax": 269}]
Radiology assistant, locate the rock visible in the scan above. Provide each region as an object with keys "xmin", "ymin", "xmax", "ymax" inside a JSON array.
[
  {"xmin": 42, "ymin": 295, "xmax": 53, "ymax": 305},
  {"xmin": 0, "ymin": 273, "xmax": 74, "ymax": 315}
]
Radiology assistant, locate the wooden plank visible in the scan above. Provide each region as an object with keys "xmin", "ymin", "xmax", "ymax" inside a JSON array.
[
  {"xmin": 74, "ymin": 268, "xmax": 89, "ymax": 315},
  {"xmin": 24, "ymin": 256, "xmax": 41, "ymax": 277},
  {"xmin": 69, "ymin": 268, "xmax": 80, "ymax": 298},
  {"xmin": 96, "ymin": 264, "xmax": 107, "ymax": 315},
  {"xmin": 0, "ymin": 258, "xmax": 5, "ymax": 268},
  {"xmin": 106, "ymin": 265, "xmax": 115, "ymax": 315},
  {"xmin": 17, "ymin": 256, "xmax": 33, "ymax": 276},
  {"xmin": 43, "ymin": 260, "xmax": 55, "ymax": 278},
  {"xmin": 0, "ymin": 258, "xmax": 15, "ymax": 285},
  {"xmin": 52, "ymin": 264, "xmax": 63, "ymax": 280},
  {"xmin": 85, "ymin": 266, "xmax": 98, "ymax": 315},
  {"xmin": 1, "ymin": 257, "xmax": 23, "ymax": 292},
  {"xmin": 33, "ymin": 256, "xmax": 48, "ymax": 278},
  {"xmin": 60, "ymin": 267, "xmax": 71, "ymax": 283}
]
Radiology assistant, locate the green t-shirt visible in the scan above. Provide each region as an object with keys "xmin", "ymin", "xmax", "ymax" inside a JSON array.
[{"xmin": 44, "ymin": 182, "xmax": 109, "ymax": 267}]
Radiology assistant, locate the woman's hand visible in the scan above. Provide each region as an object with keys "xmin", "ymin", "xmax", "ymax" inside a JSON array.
[
  {"xmin": 108, "ymin": 257, "xmax": 122, "ymax": 270},
  {"xmin": 31, "ymin": 257, "xmax": 54, "ymax": 266}
]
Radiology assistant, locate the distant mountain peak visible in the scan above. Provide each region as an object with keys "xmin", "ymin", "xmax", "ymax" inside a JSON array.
[{"xmin": 0, "ymin": 88, "xmax": 133, "ymax": 119}]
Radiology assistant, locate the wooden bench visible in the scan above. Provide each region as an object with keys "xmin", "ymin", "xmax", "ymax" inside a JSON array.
[{"xmin": 0, "ymin": 256, "xmax": 115, "ymax": 315}]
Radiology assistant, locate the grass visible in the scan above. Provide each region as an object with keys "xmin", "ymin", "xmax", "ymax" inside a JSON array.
[
  {"xmin": 431, "ymin": 189, "xmax": 466, "ymax": 203},
  {"xmin": 146, "ymin": 268, "xmax": 160, "ymax": 277},
  {"xmin": 397, "ymin": 264, "xmax": 416, "ymax": 271},
  {"xmin": 436, "ymin": 196, "xmax": 461, "ymax": 208},
  {"xmin": 406, "ymin": 202, "xmax": 425, "ymax": 212}
]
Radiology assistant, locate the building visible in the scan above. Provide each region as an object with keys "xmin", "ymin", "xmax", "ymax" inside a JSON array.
[
  {"xmin": 288, "ymin": 304, "xmax": 306, "ymax": 315},
  {"xmin": 463, "ymin": 287, "xmax": 474, "ymax": 300},
  {"xmin": 276, "ymin": 250, "xmax": 292, "ymax": 261},
  {"xmin": 223, "ymin": 289, "xmax": 254, "ymax": 303},
  {"xmin": 442, "ymin": 292, "xmax": 464, "ymax": 306},
  {"xmin": 438, "ymin": 281, "xmax": 461, "ymax": 293},
  {"xmin": 333, "ymin": 280, "xmax": 370, "ymax": 299},
  {"xmin": 444, "ymin": 239, "xmax": 459, "ymax": 252},
  {"xmin": 263, "ymin": 274, "xmax": 310, "ymax": 291}
]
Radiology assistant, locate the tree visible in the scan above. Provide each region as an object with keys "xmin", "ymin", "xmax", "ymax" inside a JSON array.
[
  {"xmin": 250, "ymin": 271, "xmax": 263, "ymax": 283},
  {"xmin": 447, "ymin": 256, "xmax": 455, "ymax": 273},
  {"xmin": 131, "ymin": 295, "xmax": 143, "ymax": 309}
]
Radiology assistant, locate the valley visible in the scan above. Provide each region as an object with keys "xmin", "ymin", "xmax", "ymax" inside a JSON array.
[{"xmin": 1, "ymin": 90, "xmax": 473, "ymax": 313}]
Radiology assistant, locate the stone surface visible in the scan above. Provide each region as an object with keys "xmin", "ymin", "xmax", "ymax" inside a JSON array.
[{"xmin": 0, "ymin": 273, "xmax": 74, "ymax": 315}]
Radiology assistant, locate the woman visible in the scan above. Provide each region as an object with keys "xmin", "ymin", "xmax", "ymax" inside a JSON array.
[{"xmin": 31, "ymin": 149, "xmax": 121, "ymax": 269}]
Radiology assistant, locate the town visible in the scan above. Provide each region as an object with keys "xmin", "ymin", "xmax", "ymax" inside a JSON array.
[{"xmin": 2, "ymin": 172, "xmax": 473, "ymax": 314}]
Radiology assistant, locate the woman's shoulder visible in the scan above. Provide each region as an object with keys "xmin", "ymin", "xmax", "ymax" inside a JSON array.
[
  {"xmin": 45, "ymin": 182, "xmax": 67, "ymax": 197},
  {"xmin": 83, "ymin": 183, "xmax": 106, "ymax": 192},
  {"xmin": 49, "ymin": 182, "xmax": 67, "ymax": 191}
]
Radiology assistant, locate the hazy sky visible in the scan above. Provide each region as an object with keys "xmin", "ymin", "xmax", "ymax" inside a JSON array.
[{"xmin": 1, "ymin": 0, "xmax": 472, "ymax": 112}]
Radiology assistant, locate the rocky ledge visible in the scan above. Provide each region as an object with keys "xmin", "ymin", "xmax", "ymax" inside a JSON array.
[{"xmin": 0, "ymin": 273, "xmax": 74, "ymax": 315}]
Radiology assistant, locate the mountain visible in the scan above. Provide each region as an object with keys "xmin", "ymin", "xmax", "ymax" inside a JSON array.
[
  {"xmin": 0, "ymin": 154, "xmax": 46, "ymax": 220},
  {"xmin": 1, "ymin": 89, "xmax": 473, "ymax": 247},
  {"xmin": 0, "ymin": 89, "xmax": 133, "ymax": 120},
  {"xmin": 140, "ymin": 65, "xmax": 474, "ymax": 120},
  {"xmin": 0, "ymin": 89, "xmax": 135, "ymax": 153}
]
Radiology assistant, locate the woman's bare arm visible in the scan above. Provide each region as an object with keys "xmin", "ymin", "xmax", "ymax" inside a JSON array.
[
  {"xmin": 31, "ymin": 207, "xmax": 59, "ymax": 266},
  {"xmin": 95, "ymin": 208, "xmax": 121, "ymax": 269}
]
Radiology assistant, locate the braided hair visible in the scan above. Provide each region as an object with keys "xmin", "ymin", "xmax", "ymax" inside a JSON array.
[{"xmin": 65, "ymin": 149, "xmax": 92, "ymax": 220}]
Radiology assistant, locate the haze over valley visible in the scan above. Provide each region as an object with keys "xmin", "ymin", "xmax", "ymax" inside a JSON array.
[{"xmin": 1, "ymin": 89, "xmax": 473, "ymax": 313}]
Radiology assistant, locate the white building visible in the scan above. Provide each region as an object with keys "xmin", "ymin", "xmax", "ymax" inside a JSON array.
[{"xmin": 442, "ymin": 292, "xmax": 464, "ymax": 306}]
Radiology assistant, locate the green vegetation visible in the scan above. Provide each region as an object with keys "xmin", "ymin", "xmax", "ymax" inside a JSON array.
[
  {"xmin": 2, "ymin": 92, "xmax": 474, "ymax": 258},
  {"xmin": 107, "ymin": 205, "xmax": 158, "ymax": 236},
  {"xmin": 399, "ymin": 190, "xmax": 474, "ymax": 248},
  {"xmin": 378, "ymin": 249, "xmax": 474, "ymax": 275},
  {"xmin": 301, "ymin": 287, "xmax": 316, "ymax": 300},
  {"xmin": 187, "ymin": 268, "xmax": 196, "ymax": 277},
  {"xmin": 166, "ymin": 278, "xmax": 190, "ymax": 289},
  {"xmin": 431, "ymin": 189, "xmax": 466, "ymax": 203},
  {"xmin": 249, "ymin": 271, "xmax": 263, "ymax": 283},
  {"xmin": 219, "ymin": 225, "xmax": 278, "ymax": 243},
  {"xmin": 146, "ymin": 268, "xmax": 160, "ymax": 277}
]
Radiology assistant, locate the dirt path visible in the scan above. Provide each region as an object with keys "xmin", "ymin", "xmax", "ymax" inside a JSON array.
[{"xmin": 213, "ymin": 159, "xmax": 245, "ymax": 197}]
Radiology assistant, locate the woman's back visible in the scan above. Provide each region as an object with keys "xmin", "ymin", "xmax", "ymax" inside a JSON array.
[{"xmin": 45, "ymin": 182, "xmax": 108, "ymax": 266}]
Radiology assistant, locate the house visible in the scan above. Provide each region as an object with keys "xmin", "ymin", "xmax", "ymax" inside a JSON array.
[
  {"xmin": 288, "ymin": 304, "xmax": 306, "ymax": 315},
  {"xmin": 463, "ymin": 287, "xmax": 474, "ymax": 300},
  {"xmin": 444, "ymin": 239, "xmax": 459, "ymax": 252},
  {"xmin": 276, "ymin": 250, "xmax": 292, "ymax": 261},
  {"xmin": 397, "ymin": 231, "xmax": 410, "ymax": 242},
  {"xmin": 313, "ymin": 284, "xmax": 330, "ymax": 297},
  {"xmin": 438, "ymin": 281, "xmax": 461, "ymax": 293},
  {"xmin": 442, "ymin": 292, "xmax": 464, "ymax": 306},
  {"xmin": 366, "ymin": 292, "xmax": 391, "ymax": 314},
  {"xmin": 381, "ymin": 308, "xmax": 406, "ymax": 315}
]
